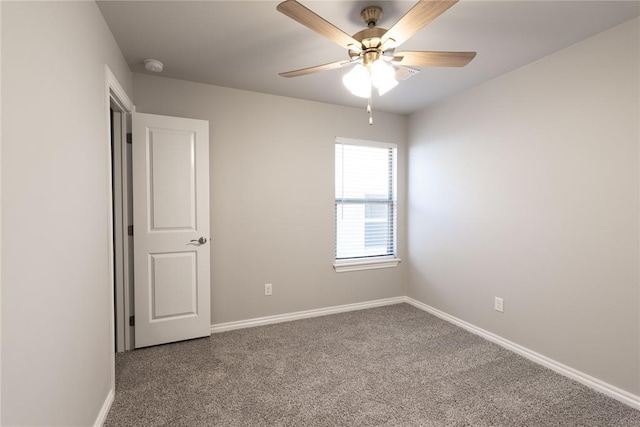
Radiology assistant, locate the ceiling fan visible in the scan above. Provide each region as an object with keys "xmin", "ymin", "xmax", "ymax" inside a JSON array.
[{"xmin": 276, "ymin": 0, "xmax": 476, "ymax": 123}]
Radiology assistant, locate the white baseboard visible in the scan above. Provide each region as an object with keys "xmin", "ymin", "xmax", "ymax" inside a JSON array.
[
  {"xmin": 405, "ymin": 296, "xmax": 640, "ymax": 411},
  {"xmin": 94, "ymin": 388, "xmax": 114, "ymax": 427},
  {"xmin": 210, "ymin": 296, "xmax": 405, "ymax": 333}
]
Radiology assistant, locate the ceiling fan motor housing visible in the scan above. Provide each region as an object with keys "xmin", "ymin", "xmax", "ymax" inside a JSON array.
[
  {"xmin": 348, "ymin": 27, "xmax": 392, "ymax": 62},
  {"xmin": 361, "ymin": 5, "xmax": 382, "ymax": 27}
]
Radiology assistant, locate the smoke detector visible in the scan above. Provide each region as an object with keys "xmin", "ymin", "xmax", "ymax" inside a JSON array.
[{"xmin": 144, "ymin": 59, "xmax": 164, "ymax": 73}]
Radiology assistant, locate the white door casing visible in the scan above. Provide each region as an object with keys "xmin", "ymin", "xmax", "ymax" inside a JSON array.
[{"xmin": 132, "ymin": 113, "xmax": 211, "ymax": 348}]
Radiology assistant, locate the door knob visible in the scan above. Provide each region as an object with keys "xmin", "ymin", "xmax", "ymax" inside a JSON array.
[{"xmin": 190, "ymin": 237, "xmax": 207, "ymax": 244}]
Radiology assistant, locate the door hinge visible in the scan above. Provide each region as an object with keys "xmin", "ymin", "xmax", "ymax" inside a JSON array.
[
  {"xmin": 128, "ymin": 225, "xmax": 133, "ymax": 236},
  {"xmin": 129, "ymin": 316, "xmax": 135, "ymax": 327},
  {"xmin": 126, "ymin": 133, "xmax": 132, "ymax": 144}
]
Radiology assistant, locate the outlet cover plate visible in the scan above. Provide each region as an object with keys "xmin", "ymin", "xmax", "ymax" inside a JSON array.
[{"xmin": 495, "ymin": 297, "xmax": 504, "ymax": 313}]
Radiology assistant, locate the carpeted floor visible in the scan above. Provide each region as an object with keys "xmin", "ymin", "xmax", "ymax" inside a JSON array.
[{"xmin": 105, "ymin": 303, "xmax": 640, "ymax": 426}]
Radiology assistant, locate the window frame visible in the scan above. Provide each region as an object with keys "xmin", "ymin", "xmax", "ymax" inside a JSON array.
[{"xmin": 333, "ymin": 137, "xmax": 401, "ymax": 273}]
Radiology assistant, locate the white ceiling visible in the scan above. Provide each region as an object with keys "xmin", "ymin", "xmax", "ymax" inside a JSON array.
[{"xmin": 97, "ymin": 1, "xmax": 640, "ymax": 115}]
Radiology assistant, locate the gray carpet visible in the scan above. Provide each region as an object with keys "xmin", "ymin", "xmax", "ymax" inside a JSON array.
[{"xmin": 105, "ymin": 303, "xmax": 640, "ymax": 426}]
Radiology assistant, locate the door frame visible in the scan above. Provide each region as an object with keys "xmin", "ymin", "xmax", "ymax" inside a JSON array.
[
  {"xmin": 105, "ymin": 65, "xmax": 134, "ymax": 397},
  {"xmin": 111, "ymin": 107, "xmax": 135, "ymax": 353},
  {"xmin": 111, "ymin": 108, "xmax": 127, "ymax": 353}
]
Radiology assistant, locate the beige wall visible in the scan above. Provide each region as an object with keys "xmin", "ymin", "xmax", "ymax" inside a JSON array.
[
  {"xmin": 133, "ymin": 74, "xmax": 408, "ymax": 325},
  {"xmin": 1, "ymin": 1, "xmax": 132, "ymax": 425},
  {"xmin": 407, "ymin": 17, "xmax": 640, "ymax": 395}
]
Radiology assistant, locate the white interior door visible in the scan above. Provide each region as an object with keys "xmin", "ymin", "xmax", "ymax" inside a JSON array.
[{"xmin": 132, "ymin": 112, "xmax": 210, "ymax": 348}]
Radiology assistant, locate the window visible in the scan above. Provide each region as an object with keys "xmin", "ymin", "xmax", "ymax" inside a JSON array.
[{"xmin": 334, "ymin": 137, "xmax": 400, "ymax": 272}]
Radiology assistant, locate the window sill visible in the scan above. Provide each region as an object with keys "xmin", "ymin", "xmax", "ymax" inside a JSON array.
[{"xmin": 333, "ymin": 257, "xmax": 401, "ymax": 273}]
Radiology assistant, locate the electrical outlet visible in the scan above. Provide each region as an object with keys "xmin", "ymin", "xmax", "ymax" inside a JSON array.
[
  {"xmin": 265, "ymin": 283, "xmax": 272, "ymax": 296},
  {"xmin": 494, "ymin": 297, "xmax": 504, "ymax": 313}
]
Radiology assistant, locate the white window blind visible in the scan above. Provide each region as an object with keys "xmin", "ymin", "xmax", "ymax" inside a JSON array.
[{"xmin": 335, "ymin": 138, "xmax": 397, "ymax": 261}]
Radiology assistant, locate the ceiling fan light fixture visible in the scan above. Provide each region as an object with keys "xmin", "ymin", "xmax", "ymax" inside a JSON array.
[
  {"xmin": 343, "ymin": 60, "xmax": 398, "ymax": 99},
  {"xmin": 370, "ymin": 59, "xmax": 398, "ymax": 96},
  {"xmin": 343, "ymin": 64, "xmax": 372, "ymax": 98},
  {"xmin": 376, "ymin": 77, "xmax": 398, "ymax": 96}
]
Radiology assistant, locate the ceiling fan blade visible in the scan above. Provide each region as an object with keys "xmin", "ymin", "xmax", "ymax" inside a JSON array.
[
  {"xmin": 277, "ymin": 0, "xmax": 361, "ymax": 50},
  {"xmin": 392, "ymin": 51, "xmax": 476, "ymax": 67},
  {"xmin": 279, "ymin": 60, "xmax": 355, "ymax": 78},
  {"xmin": 381, "ymin": 0, "xmax": 459, "ymax": 49}
]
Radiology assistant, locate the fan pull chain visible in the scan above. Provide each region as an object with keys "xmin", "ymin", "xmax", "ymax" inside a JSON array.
[{"xmin": 367, "ymin": 96, "xmax": 373, "ymax": 125}]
